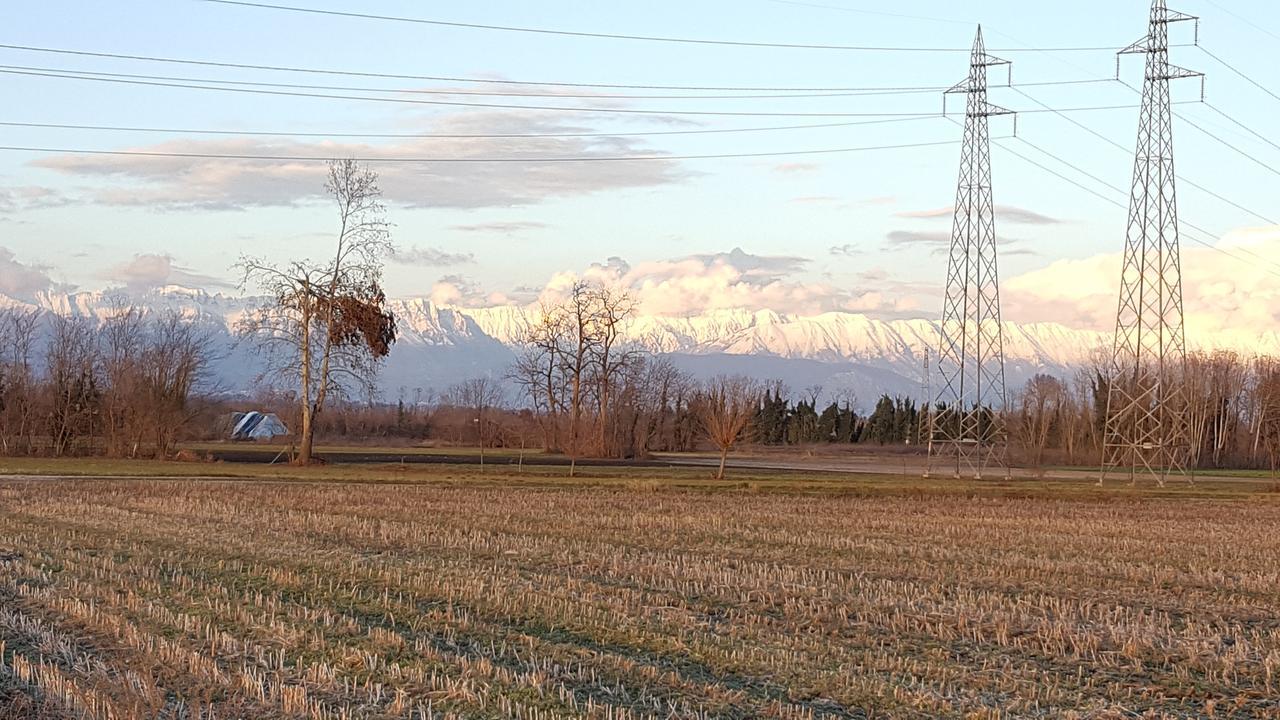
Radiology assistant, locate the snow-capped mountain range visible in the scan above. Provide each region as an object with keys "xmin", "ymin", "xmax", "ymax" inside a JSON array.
[{"xmin": 7, "ymin": 286, "xmax": 1275, "ymax": 407}]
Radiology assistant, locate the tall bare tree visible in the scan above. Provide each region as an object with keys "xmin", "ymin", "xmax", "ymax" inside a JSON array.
[
  {"xmin": 239, "ymin": 159, "xmax": 397, "ymax": 464},
  {"xmin": 1254, "ymin": 357, "xmax": 1280, "ymax": 476},
  {"xmin": 562, "ymin": 281, "xmax": 601, "ymax": 476},
  {"xmin": 589, "ymin": 285, "xmax": 639, "ymax": 456},
  {"xmin": 1014, "ymin": 374, "xmax": 1064, "ymax": 477},
  {"xmin": 0, "ymin": 307, "xmax": 41, "ymax": 455},
  {"xmin": 448, "ymin": 376, "xmax": 504, "ymax": 471},
  {"xmin": 145, "ymin": 312, "xmax": 215, "ymax": 456},
  {"xmin": 692, "ymin": 375, "xmax": 761, "ymax": 480},
  {"xmin": 45, "ymin": 316, "xmax": 100, "ymax": 457},
  {"xmin": 510, "ymin": 302, "xmax": 570, "ymax": 452},
  {"xmin": 98, "ymin": 303, "xmax": 146, "ymax": 457}
]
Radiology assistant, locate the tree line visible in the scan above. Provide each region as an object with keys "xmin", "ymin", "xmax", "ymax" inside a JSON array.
[
  {"xmin": 0, "ymin": 305, "xmax": 213, "ymax": 458},
  {"xmin": 4, "ymin": 158, "xmax": 1279, "ymax": 477},
  {"xmin": 1011, "ymin": 352, "xmax": 1280, "ymax": 474}
]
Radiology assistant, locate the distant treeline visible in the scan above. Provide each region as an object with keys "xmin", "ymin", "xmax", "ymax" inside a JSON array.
[
  {"xmin": 3, "ymin": 295, "xmax": 1279, "ymax": 475},
  {"xmin": 754, "ymin": 389, "xmax": 921, "ymax": 446}
]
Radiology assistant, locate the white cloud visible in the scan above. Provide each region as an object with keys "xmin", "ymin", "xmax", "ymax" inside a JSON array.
[
  {"xmin": 450, "ymin": 221, "xmax": 548, "ymax": 234},
  {"xmin": 1004, "ymin": 226, "xmax": 1280, "ymax": 343},
  {"xmin": 31, "ymin": 111, "xmax": 688, "ymax": 211},
  {"xmin": 103, "ymin": 254, "xmax": 233, "ymax": 292},
  {"xmin": 896, "ymin": 205, "xmax": 1063, "ymax": 225},
  {"xmin": 427, "ymin": 274, "xmax": 509, "ymax": 307},
  {"xmin": 886, "ymin": 230, "xmax": 952, "ymax": 247},
  {"xmin": 772, "ymin": 162, "xmax": 820, "ymax": 174},
  {"xmin": 530, "ymin": 247, "xmax": 907, "ymax": 317},
  {"xmin": 0, "ymin": 247, "xmax": 64, "ymax": 302},
  {"xmin": 391, "ymin": 246, "xmax": 474, "ymax": 267},
  {"xmin": 0, "ymin": 186, "xmax": 69, "ymax": 213}
]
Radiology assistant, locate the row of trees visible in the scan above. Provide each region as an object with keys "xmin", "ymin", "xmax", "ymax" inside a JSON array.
[
  {"xmin": 754, "ymin": 389, "xmax": 922, "ymax": 446},
  {"xmin": 509, "ymin": 283, "xmax": 702, "ymax": 472},
  {"xmin": 4, "ymin": 160, "xmax": 1278, "ymax": 474},
  {"xmin": 1011, "ymin": 352, "xmax": 1280, "ymax": 473},
  {"xmin": 0, "ymin": 306, "xmax": 212, "ymax": 458}
]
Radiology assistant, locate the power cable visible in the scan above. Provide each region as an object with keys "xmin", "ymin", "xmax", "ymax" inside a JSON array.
[
  {"xmin": 0, "ymin": 137, "xmax": 969, "ymax": 163},
  {"xmin": 760, "ymin": 0, "xmax": 972, "ymax": 26},
  {"xmin": 1012, "ymin": 86, "xmax": 1277, "ymax": 226},
  {"xmin": 0, "ymin": 43, "xmax": 1116, "ymax": 93},
  {"xmin": 946, "ymin": 117, "xmax": 1274, "ymax": 275},
  {"xmin": 1004, "ymin": 134, "xmax": 1280, "ymax": 278},
  {"xmin": 0, "ymin": 67, "xmax": 1179, "ymax": 119},
  {"xmin": 1114, "ymin": 79, "xmax": 1280, "ymax": 182},
  {"xmin": 1203, "ymin": 102, "xmax": 1280, "ymax": 155},
  {"xmin": 1198, "ymin": 46, "xmax": 1280, "ymax": 105},
  {"xmin": 0, "ymin": 115, "xmax": 945, "ymax": 140},
  {"xmin": 1202, "ymin": 1, "xmax": 1280, "ymax": 44},
  {"xmin": 0, "ymin": 68, "xmax": 951, "ymax": 118},
  {"xmin": 199, "ymin": 0, "xmax": 1159, "ymax": 54},
  {"xmin": 1176, "ymin": 111, "xmax": 1280, "ymax": 182},
  {"xmin": 0, "ymin": 63, "xmax": 952, "ymax": 101}
]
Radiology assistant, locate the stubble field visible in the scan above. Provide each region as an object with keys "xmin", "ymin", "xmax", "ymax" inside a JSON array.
[{"xmin": 1, "ymin": 476, "xmax": 1278, "ymax": 719}]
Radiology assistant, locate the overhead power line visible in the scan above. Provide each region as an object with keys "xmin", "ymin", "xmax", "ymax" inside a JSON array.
[
  {"xmin": 1198, "ymin": 46, "xmax": 1280, "ymax": 105},
  {"xmin": 1113, "ymin": 78, "xmax": 1280, "ymax": 182},
  {"xmin": 1176, "ymin": 111, "xmax": 1280, "ymax": 182},
  {"xmin": 0, "ymin": 115, "xmax": 945, "ymax": 140},
  {"xmin": 199, "ymin": 0, "xmax": 1156, "ymax": 53},
  {"xmin": 0, "ymin": 67, "xmax": 1176, "ymax": 119},
  {"xmin": 0, "ymin": 67, "xmax": 950, "ymax": 117},
  {"xmin": 946, "ymin": 119, "xmax": 1269, "ymax": 275},
  {"xmin": 1203, "ymin": 102, "xmax": 1280, "ymax": 154},
  {"xmin": 761, "ymin": 0, "xmax": 972, "ymax": 26},
  {"xmin": 0, "ymin": 63, "xmax": 949, "ymax": 101},
  {"xmin": 1202, "ymin": 1, "xmax": 1280, "ymax": 43},
  {"xmin": 998, "ymin": 133, "xmax": 1280, "ymax": 279},
  {"xmin": 0, "ymin": 43, "xmax": 1116, "ymax": 93},
  {"xmin": 1012, "ymin": 86, "xmax": 1277, "ymax": 226},
  {"xmin": 0, "ymin": 137, "xmax": 970, "ymax": 163}
]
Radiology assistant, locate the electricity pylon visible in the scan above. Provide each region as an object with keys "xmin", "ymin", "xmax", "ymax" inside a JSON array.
[
  {"xmin": 1100, "ymin": 0, "xmax": 1203, "ymax": 486},
  {"xmin": 926, "ymin": 27, "xmax": 1013, "ymax": 480}
]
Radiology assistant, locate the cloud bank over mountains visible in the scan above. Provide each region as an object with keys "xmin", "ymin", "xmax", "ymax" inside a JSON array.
[
  {"xmin": 1004, "ymin": 226, "xmax": 1280, "ymax": 342},
  {"xmin": 3, "ymin": 226, "xmax": 1279, "ymax": 350},
  {"xmin": 29, "ymin": 110, "xmax": 688, "ymax": 211}
]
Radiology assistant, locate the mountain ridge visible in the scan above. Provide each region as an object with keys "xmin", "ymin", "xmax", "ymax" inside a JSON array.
[{"xmin": 5, "ymin": 286, "xmax": 1275, "ymax": 406}]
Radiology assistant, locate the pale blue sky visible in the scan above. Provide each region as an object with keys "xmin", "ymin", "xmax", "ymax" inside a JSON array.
[{"xmin": 1, "ymin": 0, "xmax": 1276, "ymax": 324}]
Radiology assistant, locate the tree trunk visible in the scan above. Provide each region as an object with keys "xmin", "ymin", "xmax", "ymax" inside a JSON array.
[
  {"xmin": 297, "ymin": 295, "xmax": 315, "ymax": 465},
  {"xmin": 717, "ymin": 447, "xmax": 728, "ymax": 480},
  {"xmin": 298, "ymin": 406, "xmax": 315, "ymax": 465}
]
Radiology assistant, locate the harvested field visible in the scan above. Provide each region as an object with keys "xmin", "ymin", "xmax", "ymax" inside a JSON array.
[{"xmin": 1, "ymin": 478, "xmax": 1278, "ymax": 719}]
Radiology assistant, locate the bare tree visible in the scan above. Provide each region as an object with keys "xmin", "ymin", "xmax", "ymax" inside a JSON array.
[
  {"xmin": 589, "ymin": 285, "xmax": 639, "ymax": 456},
  {"xmin": 145, "ymin": 312, "xmax": 215, "ymax": 456},
  {"xmin": 45, "ymin": 316, "xmax": 100, "ymax": 457},
  {"xmin": 561, "ymin": 282, "xmax": 600, "ymax": 476},
  {"xmin": 510, "ymin": 302, "xmax": 570, "ymax": 453},
  {"xmin": 448, "ymin": 376, "xmax": 504, "ymax": 471},
  {"xmin": 1014, "ymin": 374, "xmax": 1064, "ymax": 477},
  {"xmin": 1255, "ymin": 357, "xmax": 1280, "ymax": 477},
  {"xmin": 239, "ymin": 159, "xmax": 397, "ymax": 464},
  {"xmin": 692, "ymin": 375, "xmax": 761, "ymax": 480},
  {"xmin": 0, "ymin": 307, "xmax": 41, "ymax": 455},
  {"xmin": 98, "ymin": 303, "xmax": 146, "ymax": 457}
]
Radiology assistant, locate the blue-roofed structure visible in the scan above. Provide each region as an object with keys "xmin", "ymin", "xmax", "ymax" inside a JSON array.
[{"xmin": 230, "ymin": 412, "xmax": 289, "ymax": 441}]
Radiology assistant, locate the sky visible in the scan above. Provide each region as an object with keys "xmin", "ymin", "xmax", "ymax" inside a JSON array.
[{"xmin": 0, "ymin": 0, "xmax": 1277, "ymax": 338}]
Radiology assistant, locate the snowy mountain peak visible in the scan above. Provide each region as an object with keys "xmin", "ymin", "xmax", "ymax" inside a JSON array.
[{"xmin": 7, "ymin": 287, "xmax": 1264, "ymax": 402}]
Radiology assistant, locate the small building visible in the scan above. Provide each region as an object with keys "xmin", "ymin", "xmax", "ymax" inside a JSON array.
[{"xmin": 230, "ymin": 412, "xmax": 290, "ymax": 441}]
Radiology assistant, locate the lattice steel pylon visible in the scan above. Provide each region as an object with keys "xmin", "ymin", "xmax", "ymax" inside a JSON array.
[
  {"xmin": 1100, "ymin": 0, "xmax": 1203, "ymax": 486},
  {"xmin": 925, "ymin": 27, "xmax": 1014, "ymax": 480}
]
